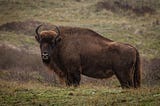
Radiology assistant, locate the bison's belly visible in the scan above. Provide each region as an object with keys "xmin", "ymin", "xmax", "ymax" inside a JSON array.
[{"xmin": 82, "ymin": 69, "xmax": 114, "ymax": 79}]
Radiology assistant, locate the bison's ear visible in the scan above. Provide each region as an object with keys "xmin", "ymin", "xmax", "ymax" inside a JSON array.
[{"xmin": 35, "ymin": 36, "xmax": 40, "ymax": 43}]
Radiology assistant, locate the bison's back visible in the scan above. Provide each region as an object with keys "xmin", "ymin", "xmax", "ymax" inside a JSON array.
[{"xmin": 59, "ymin": 26, "xmax": 112, "ymax": 42}]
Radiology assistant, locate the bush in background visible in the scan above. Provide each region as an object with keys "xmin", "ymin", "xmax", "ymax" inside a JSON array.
[
  {"xmin": 0, "ymin": 44, "xmax": 57, "ymax": 84},
  {"xmin": 95, "ymin": 0, "xmax": 159, "ymax": 15}
]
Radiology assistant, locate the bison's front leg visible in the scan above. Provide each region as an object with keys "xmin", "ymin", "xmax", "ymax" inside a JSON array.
[
  {"xmin": 66, "ymin": 64, "xmax": 81, "ymax": 87},
  {"xmin": 62, "ymin": 54, "xmax": 81, "ymax": 87},
  {"xmin": 65, "ymin": 70, "xmax": 81, "ymax": 87}
]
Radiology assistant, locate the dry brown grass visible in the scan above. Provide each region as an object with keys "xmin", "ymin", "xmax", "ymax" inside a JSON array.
[
  {"xmin": 0, "ymin": 44, "xmax": 58, "ymax": 84},
  {"xmin": 95, "ymin": 0, "xmax": 157, "ymax": 15}
]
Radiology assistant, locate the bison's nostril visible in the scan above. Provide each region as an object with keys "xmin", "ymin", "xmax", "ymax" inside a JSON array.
[
  {"xmin": 43, "ymin": 51, "xmax": 48, "ymax": 55},
  {"xmin": 42, "ymin": 55, "xmax": 49, "ymax": 60},
  {"xmin": 42, "ymin": 52, "xmax": 49, "ymax": 60}
]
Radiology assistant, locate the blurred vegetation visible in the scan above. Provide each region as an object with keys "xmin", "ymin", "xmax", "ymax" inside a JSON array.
[{"xmin": 0, "ymin": 31, "xmax": 36, "ymax": 46}]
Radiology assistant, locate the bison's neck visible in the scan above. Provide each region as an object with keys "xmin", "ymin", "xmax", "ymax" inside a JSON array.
[{"xmin": 49, "ymin": 48, "xmax": 64, "ymax": 71}]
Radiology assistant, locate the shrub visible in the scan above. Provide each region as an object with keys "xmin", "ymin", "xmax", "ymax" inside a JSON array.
[
  {"xmin": 0, "ymin": 44, "xmax": 56, "ymax": 84},
  {"xmin": 95, "ymin": 0, "xmax": 157, "ymax": 15}
]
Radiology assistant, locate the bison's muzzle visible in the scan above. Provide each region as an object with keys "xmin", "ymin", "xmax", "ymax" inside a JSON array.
[{"xmin": 41, "ymin": 51, "xmax": 50, "ymax": 63}]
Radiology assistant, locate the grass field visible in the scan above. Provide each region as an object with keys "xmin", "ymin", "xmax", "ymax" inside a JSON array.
[
  {"xmin": 0, "ymin": 0, "xmax": 160, "ymax": 105},
  {"xmin": 0, "ymin": 79, "xmax": 160, "ymax": 106}
]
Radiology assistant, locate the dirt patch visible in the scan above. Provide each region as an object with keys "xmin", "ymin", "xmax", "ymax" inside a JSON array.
[
  {"xmin": 95, "ymin": 1, "xmax": 156, "ymax": 15},
  {"xmin": 96, "ymin": 1, "xmax": 117, "ymax": 12},
  {"xmin": 0, "ymin": 20, "xmax": 54, "ymax": 36},
  {"xmin": 132, "ymin": 6, "xmax": 156, "ymax": 15}
]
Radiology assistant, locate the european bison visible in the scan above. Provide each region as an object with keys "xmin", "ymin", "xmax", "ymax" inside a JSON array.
[{"xmin": 35, "ymin": 25, "xmax": 141, "ymax": 88}]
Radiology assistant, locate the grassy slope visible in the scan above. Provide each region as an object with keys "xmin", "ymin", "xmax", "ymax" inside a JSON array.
[
  {"xmin": 0, "ymin": 80, "xmax": 160, "ymax": 106},
  {"xmin": 0, "ymin": 0, "xmax": 160, "ymax": 105}
]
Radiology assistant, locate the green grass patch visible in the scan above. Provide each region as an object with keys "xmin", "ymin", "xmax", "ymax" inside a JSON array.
[
  {"xmin": 0, "ymin": 80, "xmax": 160, "ymax": 106},
  {"xmin": 0, "ymin": 31, "xmax": 37, "ymax": 47}
]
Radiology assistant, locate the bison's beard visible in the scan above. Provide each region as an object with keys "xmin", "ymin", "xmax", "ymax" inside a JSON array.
[{"xmin": 42, "ymin": 58, "xmax": 51, "ymax": 64}]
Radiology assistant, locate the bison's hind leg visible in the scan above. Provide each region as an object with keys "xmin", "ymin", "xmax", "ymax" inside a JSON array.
[{"xmin": 114, "ymin": 68, "xmax": 134, "ymax": 89}]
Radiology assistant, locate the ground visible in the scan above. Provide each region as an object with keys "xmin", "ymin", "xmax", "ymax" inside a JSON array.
[{"xmin": 0, "ymin": 80, "xmax": 160, "ymax": 106}]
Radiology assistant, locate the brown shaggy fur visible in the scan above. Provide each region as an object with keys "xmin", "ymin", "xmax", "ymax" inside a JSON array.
[
  {"xmin": 35, "ymin": 26, "xmax": 141, "ymax": 88},
  {"xmin": 40, "ymin": 31, "xmax": 57, "ymax": 38}
]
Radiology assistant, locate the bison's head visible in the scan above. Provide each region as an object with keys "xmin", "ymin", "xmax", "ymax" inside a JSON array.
[{"xmin": 35, "ymin": 25, "xmax": 61, "ymax": 64}]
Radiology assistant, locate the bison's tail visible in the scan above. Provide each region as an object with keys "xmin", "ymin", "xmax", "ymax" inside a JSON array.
[{"xmin": 134, "ymin": 50, "xmax": 141, "ymax": 88}]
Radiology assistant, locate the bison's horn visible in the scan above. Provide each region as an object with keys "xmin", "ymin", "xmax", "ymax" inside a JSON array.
[
  {"xmin": 53, "ymin": 25, "xmax": 60, "ymax": 36},
  {"xmin": 35, "ymin": 24, "xmax": 42, "ymax": 40}
]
